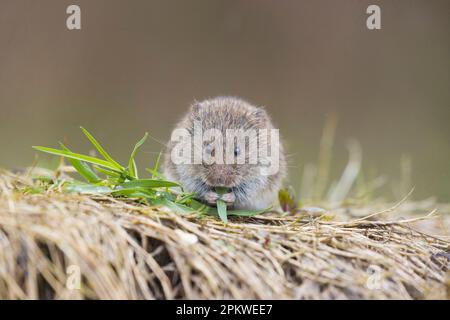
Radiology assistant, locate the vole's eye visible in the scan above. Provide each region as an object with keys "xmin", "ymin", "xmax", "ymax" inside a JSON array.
[
  {"xmin": 205, "ymin": 144, "xmax": 215, "ymax": 157},
  {"xmin": 234, "ymin": 146, "xmax": 240, "ymax": 157}
]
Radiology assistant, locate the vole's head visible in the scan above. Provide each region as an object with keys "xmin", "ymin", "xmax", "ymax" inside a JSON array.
[{"xmin": 171, "ymin": 97, "xmax": 280, "ymax": 198}]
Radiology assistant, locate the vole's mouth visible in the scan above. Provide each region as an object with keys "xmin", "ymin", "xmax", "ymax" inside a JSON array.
[
  {"xmin": 195, "ymin": 178, "xmax": 247, "ymax": 203},
  {"xmin": 206, "ymin": 183, "xmax": 234, "ymax": 189},
  {"xmin": 200, "ymin": 180, "xmax": 236, "ymax": 192}
]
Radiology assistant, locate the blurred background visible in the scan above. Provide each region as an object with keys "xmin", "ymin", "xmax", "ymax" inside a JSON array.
[{"xmin": 0, "ymin": 0, "xmax": 449, "ymax": 200}]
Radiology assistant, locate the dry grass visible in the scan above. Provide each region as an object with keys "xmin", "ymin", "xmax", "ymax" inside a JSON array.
[{"xmin": 0, "ymin": 170, "xmax": 449, "ymax": 300}]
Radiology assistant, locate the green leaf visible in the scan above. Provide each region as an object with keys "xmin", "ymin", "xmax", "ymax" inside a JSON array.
[
  {"xmin": 216, "ymin": 199, "xmax": 228, "ymax": 223},
  {"xmin": 128, "ymin": 133, "xmax": 149, "ymax": 178},
  {"xmin": 278, "ymin": 187, "xmax": 297, "ymax": 212},
  {"xmin": 227, "ymin": 207, "xmax": 270, "ymax": 216},
  {"xmin": 80, "ymin": 127, "xmax": 123, "ymax": 170},
  {"xmin": 154, "ymin": 198, "xmax": 195, "ymax": 214},
  {"xmin": 189, "ymin": 199, "xmax": 209, "ymax": 214},
  {"xmin": 60, "ymin": 143, "xmax": 100, "ymax": 183},
  {"xmin": 177, "ymin": 192, "xmax": 196, "ymax": 204},
  {"xmin": 65, "ymin": 182, "xmax": 112, "ymax": 194},
  {"xmin": 215, "ymin": 187, "xmax": 230, "ymax": 195},
  {"xmin": 149, "ymin": 151, "xmax": 163, "ymax": 179},
  {"xmin": 21, "ymin": 186, "xmax": 46, "ymax": 195},
  {"xmin": 33, "ymin": 146, "xmax": 122, "ymax": 172},
  {"xmin": 131, "ymin": 159, "xmax": 138, "ymax": 178},
  {"xmin": 111, "ymin": 188, "xmax": 154, "ymax": 198},
  {"xmin": 145, "ymin": 167, "xmax": 164, "ymax": 179},
  {"xmin": 93, "ymin": 165, "xmax": 122, "ymax": 178},
  {"xmin": 119, "ymin": 179, "xmax": 179, "ymax": 189}
]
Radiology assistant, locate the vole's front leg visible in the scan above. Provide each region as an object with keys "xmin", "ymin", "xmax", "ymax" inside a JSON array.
[
  {"xmin": 220, "ymin": 192, "xmax": 235, "ymax": 206},
  {"xmin": 204, "ymin": 191, "xmax": 235, "ymax": 207},
  {"xmin": 204, "ymin": 191, "xmax": 220, "ymax": 206}
]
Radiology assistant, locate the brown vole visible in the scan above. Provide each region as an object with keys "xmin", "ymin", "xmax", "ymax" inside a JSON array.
[{"xmin": 162, "ymin": 96, "xmax": 286, "ymax": 210}]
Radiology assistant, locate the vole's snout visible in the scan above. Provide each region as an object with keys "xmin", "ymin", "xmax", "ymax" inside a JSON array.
[{"xmin": 206, "ymin": 164, "xmax": 235, "ymax": 187}]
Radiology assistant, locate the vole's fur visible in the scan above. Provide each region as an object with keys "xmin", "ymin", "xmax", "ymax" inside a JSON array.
[{"xmin": 163, "ymin": 97, "xmax": 286, "ymax": 210}]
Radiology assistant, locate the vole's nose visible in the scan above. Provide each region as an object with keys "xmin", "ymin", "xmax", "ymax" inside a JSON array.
[{"xmin": 207, "ymin": 165, "xmax": 234, "ymax": 187}]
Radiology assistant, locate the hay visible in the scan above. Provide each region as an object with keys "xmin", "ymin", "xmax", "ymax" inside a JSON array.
[{"xmin": 0, "ymin": 170, "xmax": 449, "ymax": 299}]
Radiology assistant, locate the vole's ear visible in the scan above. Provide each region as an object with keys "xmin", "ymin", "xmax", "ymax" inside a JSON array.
[
  {"xmin": 190, "ymin": 102, "xmax": 204, "ymax": 122},
  {"xmin": 252, "ymin": 107, "xmax": 268, "ymax": 119},
  {"xmin": 190, "ymin": 102, "xmax": 202, "ymax": 115}
]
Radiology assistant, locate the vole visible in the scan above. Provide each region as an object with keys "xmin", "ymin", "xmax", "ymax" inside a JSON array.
[{"xmin": 162, "ymin": 96, "xmax": 286, "ymax": 210}]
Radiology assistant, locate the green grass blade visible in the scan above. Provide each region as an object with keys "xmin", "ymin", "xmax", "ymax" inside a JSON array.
[
  {"xmin": 119, "ymin": 179, "xmax": 179, "ymax": 189},
  {"xmin": 177, "ymin": 192, "xmax": 196, "ymax": 204},
  {"xmin": 64, "ymin": 182, "xmax": 112, "ymax": 194},
  {"xmin": 145, "ymin": 167, "xmax": 164, "ymax": 179},
  {"xmin": 215, "ymin": 187, "xmax": 230, "ymax": 195},
  {"xmin": 80, "ymin": 127, "xmax": 123, "ymax": 170},
  {"xmin": 227, "ymin": 207, "xmax": 270, "ymax": 216},
  {"xmin": 149, "ymin": 151, "xmax": 162, "ymax": 179},
  {"xmin": 60, "ymin": 143, "xmax": 100, "ymax": 183},
  {"xmin": 93, "ymin": 166, "xmax": 122, "ymax": 178},
  {"xmin": 154, "ymin": 198, "xmax": 195, "ymax": 214},
  {"xmin": 128, "ymin": 133, "xmax": 148, "ymax": 177},
  {"xmin": 131, "ymin": 159, "xmax": 138, "ymax": 178},
  {"xmin": 111, "ymin": 188, "xmax": 154, "ymax": 198},
  {"xmin": 216, "ymin": 199, "xmax": 228, "ymax": 223},
  {"xmin": 33, "ymin": 146, "xmax": 120, "ymax": 171}
]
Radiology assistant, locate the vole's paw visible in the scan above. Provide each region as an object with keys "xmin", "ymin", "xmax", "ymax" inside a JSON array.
[
  {"xmin": 220, "ymin": 192, "xmax": 235, "ymax": 206},
  {"xmin": 204, "ymin": 191, "xmax": 220, "ymax": 205}
]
